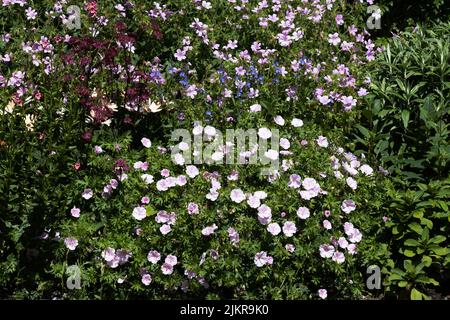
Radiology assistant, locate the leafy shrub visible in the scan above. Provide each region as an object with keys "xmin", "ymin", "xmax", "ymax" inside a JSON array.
[
  {"xmin": 383, "ymin": 179, "xmax": 450, "ymax": 300},
  {"xmin": 353, "ymin": 22, "xmax": 450, "ymax": 182}
]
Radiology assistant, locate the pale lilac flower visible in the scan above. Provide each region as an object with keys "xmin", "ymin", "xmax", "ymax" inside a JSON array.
[
  {"xmin": 296, "ymin": 206, "xmax": 310, "ymax": 219},
  {"xmin": 335, "ymin": 14, "xmax": 344, "ymax": 25},
  {"xmin": 161, "ymin": 263, "xmax": 174, "ymax": 275},
  {"xmin": 193, "ymin": 124, "xmax": 203, "ymax": 135},
  {"xmin": 165, "ymin": 255, "xmax": 178, "ymax": 266},
  {"xmin": 282, "ymin": 221, "xmax": 297, "ymax": 237},
  {"xmin": 358, "ymin": 88, "xmax": 368, "ymax": 97},
  {"xmin": 101, "ymin": 247, "xmax": 116, "ymax": 262},
  {"xmin": 344, "ymin": 222, "xmax": 355, "ymax": 234},
  {"xmin": 174, "ymin": 48, "xmax": 186, "ymax": 61},
  {"xmin": 341, "ymin": 199, "xmax": 356, "ymax": 213},
  {"xmin": 285, "ymin": 243, "xmax": 295, "ymax": 253},
  {"xmin": 70, "ymin": 207, "xmax": 80, "ymax": 218},
  {"xmin": 82, "ymin": 188, "xmax": 93, "ymax": 200},
  {"xmin": 341, "ymin": 95, "xmax": 357, "ymax": 110},
  {"xmin": 323, "ymin": 220, "xmax": 332, "ymax": 230},
  {"xmin": 316, "ymin": 136, "xmax": 329, "ymax": 148},
  {"xmin": 267, "ymin": 222, "xmax": 281, "ymax": 236},
  {"xmin": 227, "ymin": 227, "xmax": 240, "ymax": 245},
  {"xmin": 173, "ymin": 153, "xmax": 185, "ymax": 165},
  {"xmin": 254, "ymin": 251, "xmax": 272, "ymax": 267},
  {"xmin": 264, "ymin": 149, "xmax": 278, "ymax": 160},
  {"xmin": 280, "ymin": 138, "xmax": 290, "ymax": 149},
  {"xmin": 274, "ymin": 115, "xmax": 285, "ymax": 126},
  {"xmin": 185, "ymin": 85, "xmax": 198, "ymax": 99},
  {"xmin": 254, "ymin": 191, "xmax": 267, "ymax": 199},
  {"xmin": 132, "ymin": 206, "xmax": 147, "ymax": 220},
  {"xmin": 201, "ymin": 224, "xmax": 218, "ymax": 236},
  {"xmin": 318, "ymin": 289, "xmax": 328, "ymax": 299},
  {"xmin": 179, "ymin": 141, "xmax": 189, "ymax": 151},
  {"xmin": 206, "ymin": 189, "xmax": 219, "ymax": 201},
  {"xmin": 227, "ymin": 170, "xmax": 239, "ymax": 181},
  {"xmin": 141, "ymin": 174, "xmax": 154, "ymax": 184},
  {"xmin": 235, "ymin": 66, "xmax": 246, "ymax": 76},
  {"xmin": 249, "ymin": 104, "xmax": 261, "ymax": 112},
  {"xmin": 160, "ymin": 224, "xmax": 171, "ymax": 235},
  {"xmin": 347, "ymin": 227, "xmax": 362, "ymax": 243},
  {"xmin": 346, "ymin": 177, "xmax": 358, "ymax": 190},
  {"xmin": 185, "ymin": 269, "xmax": 196, "ymax": 279},
  {"xmin": 156, "ymin": 179, "xmax": 169, "ymax": 191},
  {"xmin": 328, "ymin": 33, "xmax": 341, "ymax": 45},
  {"xmin": 288, "ymin": 174, "xmax": 302, "ymax": 189},
  {"xmin": 302, "ymin": 178, "xmax": 320, "ymax": 191},
  {"xmin": 93, "ymin": 145, "xmax": 103, "ymax": 154},
  {"xmin": 247, "ymin": 195, "xmax": 261, "ymax": 209},
  {"xmin": 332, "ymin": 251, "xmax": 345, "ymax": 264},
  {"xmin": 257, "ymin": 204, "xmax": 272, "ymax": 225},
  {"xmin": 359, "ymin": 164, "xmax": 374, "ymax": 176},
  {"xmin": 115, "ymin": 250, "xmax": 132, "ymax": 266},
  {"xmin": 343, "ymin": 162, "xmax": 359, "ymax": 175},
  {"xmin": 25, "ymin": 7, "xmax": 37, "ymax": 20},
  {"xmin": 230, "ymin": 188, "xmax": 246, "ymax": 203},
  {"xmin": 338, "ymin": 237, "xmax": 349, "ymax": 249},
  {"xmin": 186, "ymin": 165, "xmax": 199, "ymax": 178},
  {"xmin": 141, "ymin": 137, "xmax": 151, "ymax": 148},
  {"xmin": 319, "ymin": 244, "xmax": 335, "ymax": 258},
  {"xmin": 64, "ymin": 237, "xmax": 78, "ymax": 250},
  {"xmin": 277, "ymin": 32, "xmax": 292, "ymax": 46},
  {"xmin": 319, "ymin": 95, "xmax": 330, "ymax": 105},
  {"xmin": 204, "ymin": 125, "xmax": 216, "ymax": 137},
  {"xmin": 258, "ymin": 127, "xmax": 272, "ymax": 139},
  {"xmin": 187, "ymin": 202, "xmax": 199, "ymax": 215},
  {"xmin": 347, "ymin": 244, "xmax": 357, "ymax": 255},
  {"xmin": 141, "ymin": 273, "xmax": 152, "ymax": 286},
  {"xmin": 291, "ymin": 118, "xmax": 303, "ymax": 127},
  {"xmin": 147, "ymin": 250, "xmax": 161, "ymax": 264}
]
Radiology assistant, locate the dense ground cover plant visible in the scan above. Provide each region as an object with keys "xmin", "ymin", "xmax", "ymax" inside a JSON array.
[{"xmin": 52, "ymin": 118, "xmax": 388, "ymax": 299}]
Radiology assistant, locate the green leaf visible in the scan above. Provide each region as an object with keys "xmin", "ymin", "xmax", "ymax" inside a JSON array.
[
  {"xmin": 411, "ymin": 288, "xmax": 423, "ymax": 300},
  {"xmin": 421, "ymin": 256, "xmax": 432, "ymax": 267},
  {"xmin": 420, "ymin": 218, "xmax": 433, "ymax": 229},
  {"xmin": 401, "ymin": 110, "xmax": 410, "ymax": 129},
  {"xmin": 355, "ymin": 124, "xmax": 371, "ymax": 139},
  {"xmin": 403, "ymin": 249, "xmax": 416, "ymax": 257},
  {"xmin": 404, "ymin": 239, "xmax": 420, "ymax": 246},
  {"xmin": 431, "ymin": 247, "xmax": 449, "ymax": 256},
  {"xmin": 430, "ymin": 235, "xmax": 446, "ymax": 244},
  {"xmin": 408, "ymin": 223, "xmax": 423, "ymax": 234}
]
